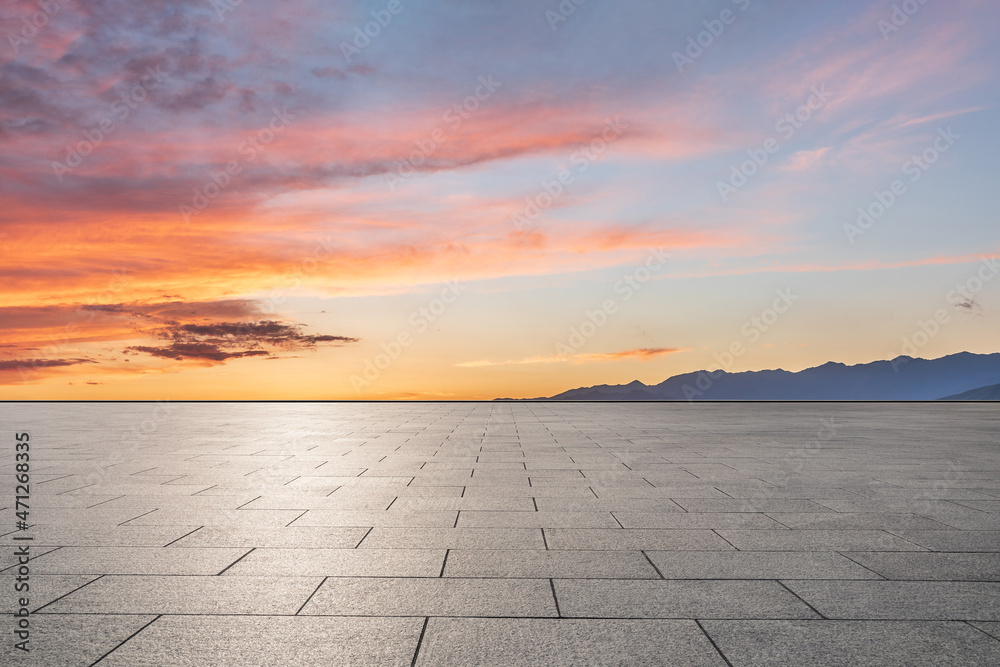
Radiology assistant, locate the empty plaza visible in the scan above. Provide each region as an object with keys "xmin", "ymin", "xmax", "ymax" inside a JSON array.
[{"xmin": 2, "ymin": 402, "xmax": 999, "ymax": 665}]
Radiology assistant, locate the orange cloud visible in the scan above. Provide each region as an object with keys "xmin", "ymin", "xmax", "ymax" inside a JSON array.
[{"xmin": 0, "ymin": 299, "xmax": 359, "ymax": 385}]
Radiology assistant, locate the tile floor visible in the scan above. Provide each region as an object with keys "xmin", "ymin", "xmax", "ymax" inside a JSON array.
[{"xmin": 1, "ymin": 402, "xmax": 998, "ymax": 665}]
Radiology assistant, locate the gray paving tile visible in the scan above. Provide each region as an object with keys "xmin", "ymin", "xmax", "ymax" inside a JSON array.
[
  {"xmin": 0, "ymin": 614, "xmax": 157, "ymax": 667},
  {"xmin": 302, "ymin": 577, "xmax": 557, "ymax": 617},
  {"xmin": 461, "ymin": 486, "xmax": 596, "ymax": 498},
  {"xmin": 701, "ymin": 620, "xmax": 1000, "ymax": 666},
  {"xmin": 785, "ymin": 580, "xmax": 1000, "ymax": 620},
  {"xmin": 0, "ymin": 525, "xmax": 202, "ymax": 548},
  {"xmin": 0, "ymin": 545, "xmax": 62, "ymax": 572},
  {"xmin": 444, "ymin": 549, "xmax": 659, "ymax": 579},
  {"xmin": 75, "ymin": 477, "xmax": 211, "ymax": 492},
  {"xmin": 456, "ymin": 511, "xmax": 619, "ymax": 528},
  {"xmin": 841, "ymin": 552, "xmax": 1000, "ymax": 581},
  {"xmin": 0, "ymin": 574, "xmax": 99, "ymax": 612},
  {"xmin": 243, "ymin": 494, "xmax": 397, "ymax": 510},
  {"xmin": 100, "ymin": 616, "xmax": 423, "ymax": 666},
  {"xmin": 26, "ymin": 546, "xmax": 249, "ymax": 575},
  {"xmin": 123, "ymin": 508, "xmax": 304, "ymax": 527},
  {"xmin": 554, "ymin": 579, "xmax": 819, "ymax": 619},
  {"xmin": 545, "ymin": 528, "xmax": 734, "ymax": 551},
  {"xmin": 358, "ymin": 527, "xmax": 545, "ymax": 549},
  {"xmin": 385, "ymin": 485, "xmax": 465, "ymax": 497},
  {"xmin": 888, "ymin": 530, "xmax": 1000, "ymax": 552},
  {"xmin": 17, "ymin": 494, "xmax": 122, "ymax": 509},
  {"xmin": 534, "ymin": 498, "xmax": 686, "ymax": 512},
  {"xmin": 167, "ymin": 526, "xmax": 369, "ymax": 548},
  {"xmin": 970, "ymin": 621, "xmax": 1000, "ymax": 640},
  {"xmin": 717, "ymin": 530, "xmax": 926, "ymax": 551},
  {"xmin": 766, "ymin": 513, "xmax": 952, "ymax": 531},
  {"xmin": 43, "ymin": 575, "xmax": 322, "ymax": 614},
  {"xmin": 415, "ymin": 618, "xmax": 726, "ymax": 666},
  {"xmin": 614, "ymin": 511, "xmax": 787, "ymax": 529},
  {"xmin": 592, "ymin": 486, "xmax": 731, "ymax": 498},
  {"xmin": 27, "ymin": 507, "xmax": 164, "ymax": 526},
  {"xmin": 673, "ymin": 498, "xmax": 836, "ymax": 513},
  {"xmin": 919, "ymin": 513, "xmax": 1000, "ymax": 531},
  {"xmin": 954, "ymin": 500, "xmax": 1000, "ymax": 512},
  {"xmin": 95, "ymin": 494, "xmax": 264, "ymax": 511},
  {"xmin": 387, "ymin": 497, "xmax": 536, "ymax": 511},
  {"xmin": 646, "ymin": 551, "xmax": 882, "ymax": 580},
  {"xmin": 289, "ymin": 509, "xmax": 457, "ymax": 527},
  {"xmin": 223, "ymin": 547, "xmax": 446, "ymax": 577}
]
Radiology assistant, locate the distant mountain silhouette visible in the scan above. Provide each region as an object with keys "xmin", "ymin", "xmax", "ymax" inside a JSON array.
[
  {"xmin": 938, "ymin": 382, "xmax": 1000, "ymax": 401},
  {"xmin": 521, "ymin": 352, "xmax": 1000, "ymax": 401}
]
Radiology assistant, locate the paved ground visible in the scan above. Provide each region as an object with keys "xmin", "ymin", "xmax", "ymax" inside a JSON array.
[{"xmin": 1, "ymin": 402, "xmax": 999, "ymax": 666}]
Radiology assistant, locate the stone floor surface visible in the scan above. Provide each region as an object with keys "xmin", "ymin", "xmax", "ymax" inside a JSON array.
[{"xmin": 1, "ymin": 402, "xmax": 998, "ymax": 665}]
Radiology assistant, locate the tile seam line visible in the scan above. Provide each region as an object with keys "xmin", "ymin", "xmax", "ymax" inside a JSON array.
[
  {"xmin": 89, "ymin": 614, "xmax": 162, "ymax": 666},
  {"xmin": 776, "ymin": 579, "xmax": 828, "ymax": 619},
  {"xmin": 162, "ymin": 526, "xmax": 204, "ymax": 547},
  {"xmin": 32, "ymin": 574, "xmax": 106, "ymax": 614},
  {"xmin": 295, "ymin": 576, "xmax": 328, "ymax": 615},
  {"xmin": 695, "ymin": 619, "xmax": 734, "ymax": 667},
  {"xmin": 216, "ymin": 547, "xmax": 256, "ymax": 575},
  {"xmin": 965, "ymin": 620, "xmax": 1000, "ymax": 641},
  {"xmin": 834, "ymin": 551, "xmax": 891, "ymax": 579},
  {"xmin": 406, "ymin": 609, "xmax": 428, "ymax": 662}
]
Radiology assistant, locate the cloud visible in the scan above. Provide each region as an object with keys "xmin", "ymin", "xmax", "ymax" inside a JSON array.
[
  {"xmin": 0, "ymin": 358, "xmax": 96, "ymax": 372},
  {"xmin": 126, "ymin": 343, "xmax": 271, "ymax": 362},
  {"xmin": 574, "ymin": 348, "xmax": 689, "ymax": 363},
  {"xmin": 0, "ymin": 299, "xmax": 359, "ymax": 383},
  {"xmin": 457, "ymin": 347, "xmax": 687, "ymax": 367},
  {"xmin": 125, "ymin": 320, "xmax": 360, "ymax": 362}
]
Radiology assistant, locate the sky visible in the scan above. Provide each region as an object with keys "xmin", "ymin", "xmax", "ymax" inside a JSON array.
[{"xmin": 0, "ymin": 0, "xmax": 998, "ymax": 400}]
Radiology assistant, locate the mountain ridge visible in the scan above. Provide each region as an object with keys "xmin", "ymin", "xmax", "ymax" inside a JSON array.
[{"xmin": 510, "ymin": 352, "xmax": 1000, "ymax": 401}]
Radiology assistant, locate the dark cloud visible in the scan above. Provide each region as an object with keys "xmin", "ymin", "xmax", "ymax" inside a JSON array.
[
  {"xmin": 0, "ymin": 299, "xmax": 262, "ymax": 332},
  {"xmin": 0, "ymin": 358, "xmax": 96, "ymax": 371},
  {"xmin": 125, "ymin": 319, "xmax": 358, "ymax": 363},
  {"xmin": 0, "ymin": 299, "xmax": 357, "ymax": 376},
  {"xmin": 164, "ymin": 321, "xmax": 357, "ymax": 346},
  {"xmin": 127, "ymin": 343, "xmax": 270, "ymax": 362},
  {"xmin": 80, "ymin": 304, "xmax": 131, "ymax": 313}
]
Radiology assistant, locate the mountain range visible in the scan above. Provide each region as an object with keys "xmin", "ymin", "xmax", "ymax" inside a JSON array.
[{"xmin": 514, "ymin": 352, "xmax": 1000, "ymax": 401}]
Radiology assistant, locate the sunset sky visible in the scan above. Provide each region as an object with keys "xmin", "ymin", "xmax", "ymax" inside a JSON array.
[{"xmin": 1, "ymin": 0, "xmax": 998, "ymax": 399}]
